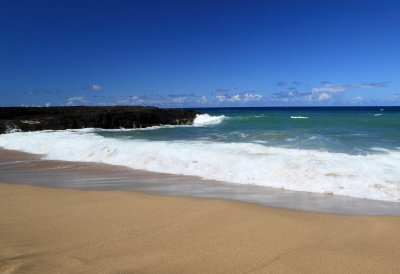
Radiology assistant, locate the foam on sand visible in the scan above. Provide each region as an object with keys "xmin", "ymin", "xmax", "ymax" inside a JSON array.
[{"xmin": 0, "ymin": 130, "xmax": 399, "ymax": 202}]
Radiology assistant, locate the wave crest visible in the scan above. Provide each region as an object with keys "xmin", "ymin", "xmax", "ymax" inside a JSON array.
[{"xmin": 193, "ymin": 114, "xmax": 225, "ymax": 126}]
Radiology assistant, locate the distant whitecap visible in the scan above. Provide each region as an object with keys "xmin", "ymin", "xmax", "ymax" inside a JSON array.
[{"xmin": 290, "ymin": 116, "xmax": 309, "ymax": 119}]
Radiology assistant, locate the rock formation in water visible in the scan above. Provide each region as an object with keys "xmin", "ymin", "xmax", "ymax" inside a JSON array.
[{"xmin": 0, "ymin": 106, "xmax": 198, "ymax": 134}]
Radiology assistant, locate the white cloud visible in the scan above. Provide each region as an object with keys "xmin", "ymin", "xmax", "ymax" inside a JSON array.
[
  {"xmin": 242, "ymin": 92, "xmax": 263, "ymax": 102},
  {"xmin": 45, "ymin": 102, "xmax": 52, "ymax": 107},
  {"xmin": 304, "ymin": 82, "xmax": 387, "ymax": 103},
  {"xmin": 116, "ymin": 99, "xmax": 129, "ymax": 104},
  {"xmin": 216, "ymin": 92, "xmax": 263, "ymax": 103},
  {"xmin": 90, "ymin": 84, "xmax": 102, "ymax": 91},
  {"xmin": 128, "ymin": 96, "xmax": 145, "ymax": 104},
  {"xmin": 311, "ymin": 82, "xmax": 387, "ymax": 95},
  {"xmin": 318, "ymin": 93, "xmax": 331, "ymax": 101},
  {"xmin": 67, "ymin": 96, "xmax": 87, "ymax": 106},
  {"xmin": 352, "ymin": 96, "xmax": 364, "ymax": 103},
  {"xmin": 273, "ymin": 81, "xmax": 387, "ymax": 104},
  {"xmin": 311, "ymin": 85, "xmax": 348, "ymax": 94},
  {"xmin": 216, "ymin": 94, "xmax": 228, "ymax": 102},
  {"xmin": 229, "ymin": 94, "xmax": 241, "ymax": 102},
  {"xmin": 172, "ymin": 96, "xmax": 187, "ymax": 103},
  {"xmin": 20, "ymin": 104, "xmax": 42, "ymax": 107},
  {"xmin": 352, "ymin": 82, "xmax": 387, "ymax": 89},
  {"xmin": 197, "ymin": 96, "xmax": 208, "ymax": 104},
  {"xmin": 216, "ymin": 94, "xmax": 237, "ymax": 102},
  {"xmin": 115, "ymin": 95, "xmax": 160, "ymax": 105}
]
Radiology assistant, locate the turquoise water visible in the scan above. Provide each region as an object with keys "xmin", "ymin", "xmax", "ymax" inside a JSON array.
[{"xmin": 98, "ymin": 107, "xmax": 400, "ymax": 155}]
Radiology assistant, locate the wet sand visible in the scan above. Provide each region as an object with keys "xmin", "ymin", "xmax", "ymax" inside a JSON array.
[
  {"xmin": 1, "ymin": 147, "xmax": 400, "ymax": 273},
  {"xmin": 1, "ymin": 148, "xmax": 400, "ymax": 216},
  {"xmin": 1, "ymin": 182, "xmax": 400, "ymax": 273}
]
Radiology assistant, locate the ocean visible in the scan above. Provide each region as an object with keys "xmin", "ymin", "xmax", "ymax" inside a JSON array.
[{"xmin": 0, "ymin": 106, "xmax": 399, "ymax": 203}]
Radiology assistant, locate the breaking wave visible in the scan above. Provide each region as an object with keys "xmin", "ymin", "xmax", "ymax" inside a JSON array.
[
  {"xmin": 193, "ymin": 114, "xmax": 225, "ymax": 126},
  {"xmin": 0, "ymin": 130, "xmax": 399, "ymax": 202}
]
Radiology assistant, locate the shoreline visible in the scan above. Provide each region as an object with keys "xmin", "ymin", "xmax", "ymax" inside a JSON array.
[
  {"xmin": 1, "ymin": 148, "xmax": 400, "ymax": 216},
  {"xmin": 1, "ymin": 182, "xmax": 400, "ymax": 273}
]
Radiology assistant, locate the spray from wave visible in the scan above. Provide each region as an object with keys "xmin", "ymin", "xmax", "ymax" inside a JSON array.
[{"xmin": 193, "ymin": 114, "xmax": 225, "ymax": 126}]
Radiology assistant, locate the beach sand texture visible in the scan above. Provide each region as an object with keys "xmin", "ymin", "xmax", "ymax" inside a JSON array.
[{"xmin": 1, "ymin": 183, "xmax": 400, "ymax": 273}]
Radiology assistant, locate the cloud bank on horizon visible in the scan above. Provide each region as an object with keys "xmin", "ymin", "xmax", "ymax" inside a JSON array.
[
  {"xmin": 1, "ymin": 1, "xmax": 400, "ymax": 107},
  {"xmin": 4, "ymin": 81, "xmax": 394, "ymax": 108}
]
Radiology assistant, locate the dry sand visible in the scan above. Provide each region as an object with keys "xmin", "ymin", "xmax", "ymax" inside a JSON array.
[{"xmin": 1, "ymin": 183, "xmax": 400, "ymax": 273}]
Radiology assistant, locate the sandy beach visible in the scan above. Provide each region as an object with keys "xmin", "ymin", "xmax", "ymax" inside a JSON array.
[
  {"xmin": 3, "ymin": 0, "xmax": 400, "ymax": 273},
  {"xmin": 1, "ymin": 182, "xmax": 400, "ymax": 273}
]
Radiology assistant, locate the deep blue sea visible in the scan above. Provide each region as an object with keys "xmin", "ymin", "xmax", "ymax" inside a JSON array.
[{"xmin": 1, "ymin": 107, "xmax": 399, "ymax": 202}]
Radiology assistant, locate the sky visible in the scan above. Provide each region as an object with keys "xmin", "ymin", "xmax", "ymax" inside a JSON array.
[{"xmin": 1, "ymin": 0, "xmax": 400, "ymax": 107}]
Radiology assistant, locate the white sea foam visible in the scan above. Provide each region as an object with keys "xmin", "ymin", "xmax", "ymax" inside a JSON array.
[
  {"xmin": 4, "ymin": 124, "xmax": 22, "ymax": 133},
  {"xmin": 374, "ymin": 113, "xmax": 383, "ymax": 116},
  {"xmin": 193, "ymin": 113, "xmax": 225, "ymax": 126},
  {"xmin": 1, "ymin": 130, "xmax": 400, "ymax": 202},
  {"xmin": 290, "ymin": 116, "xmax": 309, "ymax": 119}
]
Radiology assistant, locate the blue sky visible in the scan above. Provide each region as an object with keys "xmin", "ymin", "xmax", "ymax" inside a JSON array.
[{"xmin": 1, "ymin": 0, "xmax": 400, "ymax": 107}]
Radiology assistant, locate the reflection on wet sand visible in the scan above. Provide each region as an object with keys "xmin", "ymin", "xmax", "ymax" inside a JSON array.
[{"xmin": 1, "ymin": 148, "xmax": 400, "ymax": 216}]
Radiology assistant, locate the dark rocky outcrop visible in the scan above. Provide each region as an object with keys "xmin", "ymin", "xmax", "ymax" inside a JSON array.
[{"xmin": 0, "ymin": 106, "xmax": 198, "ymax": 134}]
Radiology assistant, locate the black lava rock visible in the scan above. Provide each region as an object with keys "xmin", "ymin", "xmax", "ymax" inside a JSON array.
[{"xmin": 0, "ymin": 106, "xmax": 198, "ymax": 134}]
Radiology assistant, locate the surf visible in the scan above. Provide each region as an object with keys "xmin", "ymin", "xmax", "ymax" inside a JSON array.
[{"xmin": 0, "ymin": 130, "xmax": 399, "ymax": 202}]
